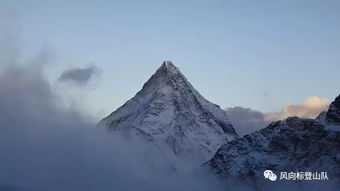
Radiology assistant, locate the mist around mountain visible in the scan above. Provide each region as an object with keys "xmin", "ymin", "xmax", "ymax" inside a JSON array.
[
  {"xmin": 0, "ymin": 53, "xmax": 338, "ymax": 191},
  {"xmin": 0, "ymin": 41, "xmax": 226, "ymax": 191},
  {"xmin": 97, "ymin": 62, "xmax": 340, "ymax": 191}
]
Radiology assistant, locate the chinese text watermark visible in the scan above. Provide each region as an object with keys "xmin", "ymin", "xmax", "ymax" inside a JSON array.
[{"xmin": 264, "ymin": 170, "xmax": 329, "ymax": 181}]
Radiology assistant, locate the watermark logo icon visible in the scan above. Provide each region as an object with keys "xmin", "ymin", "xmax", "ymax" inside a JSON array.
[
  {"xmin": 264, "ymin": 170, "xmax": 277, "ymax": 181},
  {"xmin": 280, "ymin": 171, "xmax": 329, "ymax": 181},
  {"xmin": 264, "ymin": 170, "xmax": 329, "ymax": 182}
]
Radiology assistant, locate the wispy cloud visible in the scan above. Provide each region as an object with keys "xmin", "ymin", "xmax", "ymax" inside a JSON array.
[
  {"xmin": 226, "ymin": 96, "xmax": 329, "ymax": 136},
  {"xmin": 59, "ymin": 65, "xmax": 99, "ymax": 84},
  {"xmin": 0, "ymin": 12, "xmax": 222, "ymax": 191},
  {"xmin": 265, "ymin": 96, "xmax": 329, "ymax": 121}
]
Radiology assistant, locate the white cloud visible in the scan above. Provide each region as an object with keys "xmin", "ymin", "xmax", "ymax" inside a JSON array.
[
  {"xmin": 226, "ymin": 96, "xmax": 329, "ymax": 136},
  {"xmin": 265, "ymin": 96, "xmax": 329, "ymax": 121}
]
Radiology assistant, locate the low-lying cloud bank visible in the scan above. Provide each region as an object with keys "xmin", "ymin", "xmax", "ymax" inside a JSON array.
[
  {"xmin": 0, "ymin": 10, "xmax": 335, "ymax": 191},
  {"xmin": 0, "ymin": 54, "xmax": 225, "ymax": 191},
  {"xmin": 0, "ymin": 50, "xmax": 330, "ymax": 190},
  {"xmin": 226, "ymin": 96, "xmax": 329, "ymax": 136},
  {"xmin": 0, "ymin": 13, "xmax": 223, "ymax": 191}
]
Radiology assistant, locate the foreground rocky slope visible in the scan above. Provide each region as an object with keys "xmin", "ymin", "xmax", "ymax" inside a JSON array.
[
  {"xmin": 99, "ymin": 61, "xmax": 238, "ymax": 165},
  {"xmin": 206, "ymin": 95, "xmax": 340, "ymax": 188}
]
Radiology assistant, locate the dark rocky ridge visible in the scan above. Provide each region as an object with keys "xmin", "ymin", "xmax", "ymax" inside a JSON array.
[
  {"xmin": 206, "ymin": 95, "xmax": 340, "ymax": 188},
  {"xmin": 207, "ymin": 117, "xmax": 340, "ymax": 178},
  {"xmin": 325, "ymin": 94, "xmax": 340, "ymax": 125}
]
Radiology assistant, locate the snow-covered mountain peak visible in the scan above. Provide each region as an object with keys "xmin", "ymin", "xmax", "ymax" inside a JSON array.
[
  {"xmin": 98, "ymin": 61, "xmax": 238, "ymax": 166},
  {"xmin": 161, "ymin": 60, "xmax": 175, "ymax": 70},
  {"xmin": 147, "ymin": 60, "xmax": 189, "ymax": 89}
]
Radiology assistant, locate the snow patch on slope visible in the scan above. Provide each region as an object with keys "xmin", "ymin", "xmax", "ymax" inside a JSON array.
[{"xmin": 98, "ymin": 61, "xmax": 237, "ymax": 168}]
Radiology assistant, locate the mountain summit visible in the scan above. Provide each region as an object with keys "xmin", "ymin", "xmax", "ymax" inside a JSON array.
[
  {"xmin": 98, "ymin": 61, "xmax": 237, "ymax": 163},
  {"xmin": 325, "ymin": 94, "xmax": 340, "ymax": 125},
  {"xmin": 315, "ymin": 94, "xmax": 340, "ymax": 130}
]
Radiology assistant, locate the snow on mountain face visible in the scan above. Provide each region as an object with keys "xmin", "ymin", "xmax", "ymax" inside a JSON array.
[
  {"xmin": 98, "ymin": 61, "xmax": 238, "ymax": 164},
  {"xmin": 205, "ymin": 116, "xmax": 340, "ymax": 183},
  {"xmin": 206, "ymin": 95, "xmax": 340, "ymax": 183}
]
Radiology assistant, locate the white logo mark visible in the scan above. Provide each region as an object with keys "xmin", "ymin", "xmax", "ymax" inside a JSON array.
[{"xmin": 264, "ymin": 170, "xmax": 277, "ymax": 181}]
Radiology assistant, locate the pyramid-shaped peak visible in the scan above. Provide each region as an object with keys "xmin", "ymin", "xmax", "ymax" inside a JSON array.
[
  {"xmin": 150, "ymin": 61, "xmax": 187, "ymax": 86},
  {"xmin": 98, "ymin": 61, "xmax": 238, "ymax": 163},
  {"xmin": 162, "ymin": 60, "xmax": 174, "ymax": 68},
  {"xmin": 158, "ymin": 60, "xmax": 180, "ymax": 74}
]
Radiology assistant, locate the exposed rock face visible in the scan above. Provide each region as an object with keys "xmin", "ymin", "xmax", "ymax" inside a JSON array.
[
  {"xmin": 98, "ymin": 61, "xmax": 237, "ymax": 164},
  {"xmin": 207, "ymin": 95, "xmax": 340, "ymax": 184},
  {"xmin": 325, "ymin": 94, "xmax": 340, "ymax": 125},
  {"xmin": 315, "ymin": 110, "xmax": 327, "ymax": 123},
  {"xmin": 206, "ymin": 116, "xmax": 340, "ymax": 186}
]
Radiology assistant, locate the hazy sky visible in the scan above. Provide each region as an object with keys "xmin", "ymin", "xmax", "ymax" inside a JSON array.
[{"xmin": 1, "ymin": 0, "xmax": 340, "ymax": 119}]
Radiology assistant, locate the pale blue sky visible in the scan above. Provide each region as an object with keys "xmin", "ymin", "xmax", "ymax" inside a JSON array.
[{"xmin": 1, "ymin": 0, "xmax": 340, "ymax": 118}]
